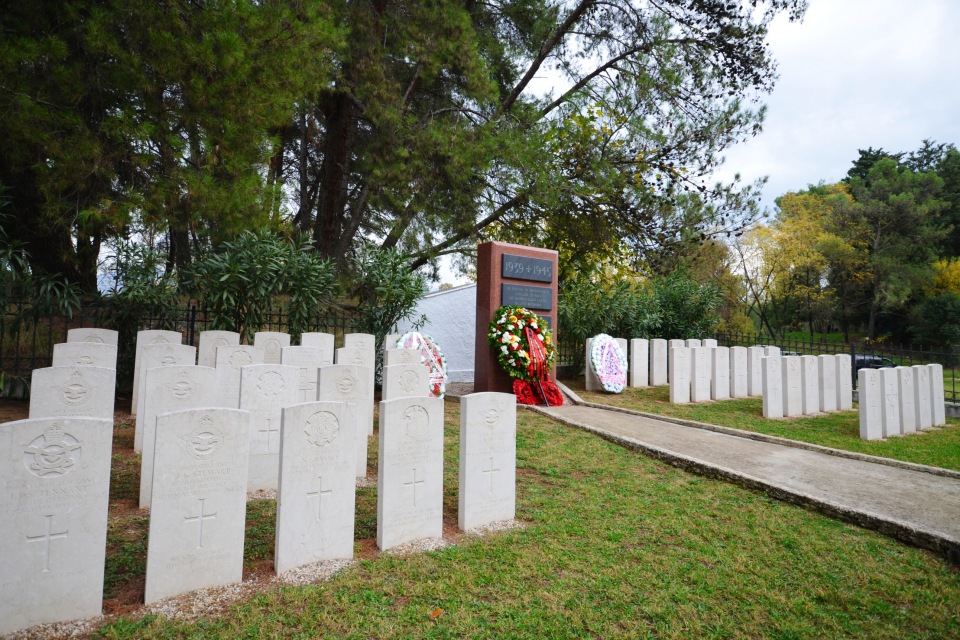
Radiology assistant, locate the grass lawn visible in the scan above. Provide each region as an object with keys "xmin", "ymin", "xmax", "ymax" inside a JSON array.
[
  {"xmin": 563, "ymin": 378, "xmax": 960, "ymax": 473},
  {"xmin": 85, "ymin": 403, "xmax": 960, "ymax": 639}
]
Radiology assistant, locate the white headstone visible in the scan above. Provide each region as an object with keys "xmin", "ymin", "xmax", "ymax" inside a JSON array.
[
  {"xmin": 584, "ymin": 337, "xmax": 600, "ymax": 392},
  {"xmin": 377, "ymin": 396, "xmax": 445, "ymax": 550},
  {"xmin": 336, "ymin": 346, "xmax": 376, "ymax": 435},
  {"xmin": 782, "ymin": 356, "xmax": 803, "ymax": 417},
  {"xmin": 702, "ymin": 339, "xmax": 718, "ymax": 348},
  {"xmin": 667, "ymin": 339, "xmax": 685, "ymax": 378},
  {"xmin": 747, "ymin": 346, "xmax": 765, "ymax": 397},
  {"xmin": 0, "ymin": 417, "xmax": 112, "ymax": 635},
  {"xmin": 214, "ymin": 345, "xmax": 265, "ymax": 408},
  {"xmin": 317, "ymin": 364, "xmax": 371, "ymax": 478},
  {"xmin": 301, "ymin": 332, "xmax": 336, "ymax": 360},
  {"xmin": 240, "ymin": 364, "xmax": 299, "ymax": 491},
  {"xmin": 650, "ymin": 339, "xmax": 668, "ymax": 386},
  {"xmin": 929, "ymin": 364, "xmax": 946, "ymax": 427},
  {"xmin": 817, "ymin": 355, "xmax": 837, "ymax": 413},
  {"xmin": 762, "ymin": 355, "xmax": 783, "ymax": 418},
  {"xmin": 858, "ymin": 368, "xmax": 883, "ymax": 440},
  {"xmin": 668, "ymin": 346, "xmax": 691, "ymax": 404},
  {"xmin": 800, "ymin": 355, "xmax": 819, "ymax": 415},
  {"xmin": 197, "ymin": 331, "xmax": 240, "ymax": 368},
  {"xmin": 66, "ymin": 327, "xmax": 118, "ymax": 346},
  {"xmin": 629, "ymin": 339, "xmax": 649, "ymax": 387},
  {"xmin": 52, "ymin": 342, "xmax": 117, "ymax": 369},
  {"xmin": 144, "ymin": 408, "xmax": 250, "ymax": 604},
  {"xmin": 384, "ymin": 333, "xmax": 402, "ymax": 351},
  {"xmin": 685, "ymin": 338, "xmax": 702, "ymax": 348},
  {"xmin": 897, "ymin": 367, "xmax": 917, "ymax": 435},
  {"xmin": 344, "ymin": 332, "xmax": 376, "ymax": 352},
  {"xmin": 29, "ymin": 366, "xmax": 115, "ymax": 421},
  {"xmin": 836, "ymin": 354, "xmax": 853, "ymax": 410},
  {"xmin": 254, "ymin": 331, "xmax": 291, "ymax": 365},
  {"xmin": 275, "ymin": 401, "xmax": 357, "ymax": 573},
  {"xmin": 711, "ymin": 347, "xmax": 730, "ymax": 400},
  {"xmin": 132, "ymin": 330, "xmax": 183, "ymax": 415},
  {"xmin": 382, "ymin": 363, "xmax": 431, "ymax": 400},
  {"xmin": 913, "ymin": 365, "xmax": 933, "ymax": 430},
  {"xmin": 281, "ymin": 346, "xmax": 328, "ymax": 403},
  {"xmin": 384, "ymin": 348, "xmax": 422, "ymax": 367},
  {"xmin": 134, "ymin": 344, "xmax": 197, "ymax": 452},
  {"xmin": 879, "ymin": 367, "xmax": 900, "ymax": 437},
  {"xmin": 139, "ymin": 366, "xmax": 219, "ymax": 508},
  {"xmin": 458, "ymin": 392, "xmax": 517, "ymax": 531},
  {"xmin": 690, "ymin": 347, "xmax": 712, "ymax": 403},
  {"xmin": 729, "ymin": 346, "xmax": 749, "ymax": 398},
  {"xmin": 764, "ymin": 346, "xmax": 781, "ymax": 357}
]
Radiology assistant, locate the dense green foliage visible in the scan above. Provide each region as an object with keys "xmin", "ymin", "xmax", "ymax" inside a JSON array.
[
  {"xmin": 185, "ymin": 230, "xmax": 337, "ymax": 342},
  {"xmin": 558, "ymin": 270, "xmax": 720, "ymax": 371}
]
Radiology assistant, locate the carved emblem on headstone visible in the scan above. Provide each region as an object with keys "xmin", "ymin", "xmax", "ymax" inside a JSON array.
[
  {"xmin": 265, "ymin": 339, "xmax": 281, "ymax": 358},
  {"xmin": 152, "ymin": 335, "xmax": 170, "ymax": 344},
  {"xmin": 398, "ymin": 370, "xmax": 419, "ymax": 393},
  {"xmin": 58, "ymin": 371, "xmax": 91, "ymax": 405},
  {"xmin": 351, "ymin": 353, "xmax": 364, "ymax": 366},
  {"xmin": 24, "ymin": 424, "xmax": 82, "ymax": 477},
  {"xmin": 85, "ymin": 335, "xmax": 104, "ymax": 344},
  {"xmin": 257, "ymin": 371, "xmax": 284, "ymax": 397},
  {"xmin": 160, "ymin": 354, "xmax": 177, "ymax": 366},
  {"xmin": 402, "ymin": 405, "xmax": 429, "ymax": 439},
  {"xmin": 335, "ymin": 373, "xmax": 357, "ymax": 396},
  {"xmin": 304, "ymin": 411, "xmax": 339, "ymax": 447},
  {"xmin": 229, "ymin": 349, "xmax": 252, "ymax": 371},
  {"xmin": 483, "ymin": 400, "xmax": 507, "ymax": 427},
  {"xmin": 75, "ymin": 354, "xmax": 95, "ymax": 366},
  {"xmin": 400, "ymin": 351, "xmax": 416, "ymax": 364},
  {"xmin": 181, "ymin": 415, "xmax": 225, "ymax": 459},
  {"xmin": 214, "ymin": 337, "xmax": 229, "ymax": 348},
  {"xmin": 169, "ymin": 373, "xmax": 193, "ymax": 400}
]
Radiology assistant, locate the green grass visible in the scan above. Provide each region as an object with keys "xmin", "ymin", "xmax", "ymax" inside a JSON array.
[
  {"xmin": 564, "ymin": 378, "xmax": 960, "ymax": 472},
  {"xmin": 89, "ymin": 404, "xmax": 960, "ymax": 639}
]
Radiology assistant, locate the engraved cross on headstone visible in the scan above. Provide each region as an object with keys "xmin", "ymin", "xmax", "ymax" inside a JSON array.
[
  {"xmin": 403, "ymin": 468, "xmax": 425, "ymax": 507},
  {"xmin": 26, "ymin": 514, "xmax": 69, "ymax": 572},
  {"xmin": 482, "ymin": 457, "xmax": 500, "ymax": 494},
  {"xmin": 184, "ymin": 498, "xmax": 217, "ymax": 548},
  {"xmin": 307, "ymin": 473, "xmax": 333, "ymax": 522},
  {"xmin": 259, "ymin": 417, "xmax": 280, "ymax": 452}
]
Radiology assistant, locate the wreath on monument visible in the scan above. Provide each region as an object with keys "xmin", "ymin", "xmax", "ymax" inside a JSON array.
[
  {"xmin": 394, "ymin": 331, "xmax": 447, "ymax": 398},
  {"xmin": 487, "ymin": 305, "xmax": 562, "ymax": 406}
]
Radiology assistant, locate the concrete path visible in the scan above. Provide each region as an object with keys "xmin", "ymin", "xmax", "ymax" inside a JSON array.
[{"xmin": 535, "ymin": 401, "xmax": 960, "ymax": 561}]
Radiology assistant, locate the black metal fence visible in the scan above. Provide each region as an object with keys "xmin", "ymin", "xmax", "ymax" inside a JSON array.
[
  {"xmin": 556, "ymin": 330, "xmax": 960, "ymax": 403},
  {"xmin": 1, "ymin": 300, "xmax": 368, "ymax": 396}
]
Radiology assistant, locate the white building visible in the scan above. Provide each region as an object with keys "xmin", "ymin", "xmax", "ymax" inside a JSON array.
[{"xmin": 396, "ymin": 283, "xmax": 477, "ymax": 383}]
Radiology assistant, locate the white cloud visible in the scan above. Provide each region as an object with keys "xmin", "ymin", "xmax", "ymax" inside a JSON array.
[{"xmin": 716, "ymin": 0, "xmax": 960, "ymax": 213}]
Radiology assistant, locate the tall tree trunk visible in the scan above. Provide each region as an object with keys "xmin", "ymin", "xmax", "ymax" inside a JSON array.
[{"xmin": 313, "ymin": 91, "xmax": 356, "ymax": 261}]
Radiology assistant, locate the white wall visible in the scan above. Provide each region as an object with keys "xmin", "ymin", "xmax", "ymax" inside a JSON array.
[{"xmin": 396, "ymin": 283, "xmax": 477, "ymax": 383}]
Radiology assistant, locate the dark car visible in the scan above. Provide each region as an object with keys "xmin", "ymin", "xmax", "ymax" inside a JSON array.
[{"xmin": 854, "ymin": 354, "xmax": 897, "ymax": 371}]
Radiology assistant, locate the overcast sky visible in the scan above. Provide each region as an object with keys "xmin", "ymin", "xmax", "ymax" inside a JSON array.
[{"xmin": 715, "ymin": 0, "xmax": 960, "ymax": 216}]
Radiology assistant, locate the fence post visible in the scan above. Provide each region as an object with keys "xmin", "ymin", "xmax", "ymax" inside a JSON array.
[
  {"xmin": 850, "ymin": 342, "xmax": 857, "ymax": 390},
  {"xmin": 188, "ymin": 305, "xmax": 196, "ymax": 347}
]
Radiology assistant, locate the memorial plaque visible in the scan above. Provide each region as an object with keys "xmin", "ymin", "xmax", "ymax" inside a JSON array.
[
  {"xmin": 501, "ymin": 253, "xmax": 554, "ymax": 283},
  {"xmin": 475, "ymin": 242, "xmax": 558, "ymax": 393},
  {"xmin": 500, "ymin": 283, "xmax": 553, "ymax": 311}
]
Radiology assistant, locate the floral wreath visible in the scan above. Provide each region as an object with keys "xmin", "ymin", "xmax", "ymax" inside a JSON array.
[
  {"xmin": 395, "ymin": 331, "xmax": 447, "ymax": 398},
  {"xmin": 590, "ymin": 333, "xmax": 627, "ymax": 393},
  {"xmin": 487, "ymin": 306, "xmax": 557, "ymax": 381}
]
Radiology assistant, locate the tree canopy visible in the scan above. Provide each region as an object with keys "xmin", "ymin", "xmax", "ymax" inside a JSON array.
[{"xmin": 1, "ymin": 0, "xmax": 808, "ymax": 291}]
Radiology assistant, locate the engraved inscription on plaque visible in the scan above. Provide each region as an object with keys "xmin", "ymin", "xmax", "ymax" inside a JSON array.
[
  {"xmin": 501, "ymin": 283, "xmax": 553, "ymax": 311},
  {"xmin": 501, "ymin": 254, "xmax": 554, "ymax": 283}
]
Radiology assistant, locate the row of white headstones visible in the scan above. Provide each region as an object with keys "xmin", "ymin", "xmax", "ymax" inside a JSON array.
[
  {"xmin": 584, "ymin": 337, "xmax": 947, "ymax": 438},
  {"xmin": 1, "ymin": 328, "xmax": 517, "ymax": 636}
]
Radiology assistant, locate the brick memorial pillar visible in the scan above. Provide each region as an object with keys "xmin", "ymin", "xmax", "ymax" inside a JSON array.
[{"xmin": 474, "ymin": 241, "xmax": 559, "ymax": 393}]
